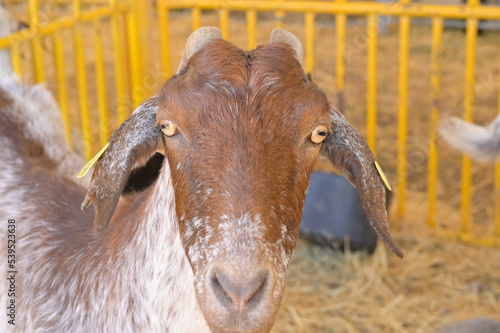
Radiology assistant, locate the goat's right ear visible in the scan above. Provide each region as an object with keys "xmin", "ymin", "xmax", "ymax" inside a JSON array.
[
  {"xmin": 321, "ymin": 107, "xmax": 403, "ymax": 258},
  {"xmin": 81, "ymin": 96, "xmax": 162, "ymax": 235}
]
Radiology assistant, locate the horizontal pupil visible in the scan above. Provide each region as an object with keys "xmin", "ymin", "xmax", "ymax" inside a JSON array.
[{"xmin": 317, "ymin": 131, "xmax": 326, "ymax": 136}]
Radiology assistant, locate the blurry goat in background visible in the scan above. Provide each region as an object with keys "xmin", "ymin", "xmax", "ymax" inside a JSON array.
[{"xmin": 440, "ymin": 115, "xmax": 500, "ymax": 162}]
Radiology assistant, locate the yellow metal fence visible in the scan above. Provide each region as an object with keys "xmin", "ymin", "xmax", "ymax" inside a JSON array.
[
  {"xmin": 0, "ymin": 0, "xmax": 150, "ymax": 160},
  {"xmin": 1, "ymin": 0, "xmax": 499, "ymax": 248}
]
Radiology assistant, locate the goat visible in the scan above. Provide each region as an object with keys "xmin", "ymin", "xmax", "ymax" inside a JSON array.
[
  {"xmin": 0, "ymin": 27, "xmax": 402, "ymax": 332},
  {"xmin": 440, "ymin": 115, "xmax": 500, "ymax": 162}
]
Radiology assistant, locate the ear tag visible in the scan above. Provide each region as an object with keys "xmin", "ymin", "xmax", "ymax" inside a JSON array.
[
  {"xmin": 77, "ymin": 143, "xmax": 110, "ymax": 179},
  {"xmin": 374, "ymin": 161, "xmax": 392, "ymax": 192}
]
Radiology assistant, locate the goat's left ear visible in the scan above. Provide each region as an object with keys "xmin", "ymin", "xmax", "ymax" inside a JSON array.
[
  {"xmin": 321, "ymin": 107, "xmax": 403, "ymax": 258},
  {"xmin": 81, "ymin": 96, "xmax": 163, "ymax": 235}
]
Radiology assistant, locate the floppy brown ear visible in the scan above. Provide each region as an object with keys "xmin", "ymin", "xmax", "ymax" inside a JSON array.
[
  {"xmin": 81, "ymin": 26, "xmax": 225, "ymax": 235},
  {"xmin": 81, "ymin": 96, "xmax": 162, "ymax": 234},
  {"xmin": 321, "ymin": 107, "xmax": 403, "ymax": 258}
]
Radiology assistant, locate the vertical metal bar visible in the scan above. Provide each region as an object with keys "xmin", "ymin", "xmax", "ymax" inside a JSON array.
[
  {"xmin": 94, "ymin": 19, "xmax": 109, "ymax": 147},
  {"xmin": 158, "ymin": 0, "xmax": 171, "ymax": 81},
  {"xmin": 126, "ymin": 0, "xmax": 144, "ymax": 108},
  {"xmin": 305, "ymin": 12, "xmax": 315, "ymax": 75},
  {"xmin": 247, "ymin": 10, "xmax": 257, "ymax": 50},
  {"xmin": 494, "ymin": 28, "xmax": 500, "ymax": 239},
  {"xmin": 336, "ymin": 13, "xmax": 346, "ymax": 114},
  {"xmin": 397, "ymin": 14, "xmax": 411, "ymax": 217},
  {"xmin": 73, "ymin": 0, "xmax": 92, "ymax": 160},
  {"xmin": 428, "ymin": 16, "xmax": 443, "ymax": 227},
  {"xmin": 219, "ymin": 8, "xmax": 229, "ymax": 40},
  {"xmin": 274, "ymin": 0, "xmax": 285, "ymax": 29},
  {"xmin": 192, "ymin": 6, "xmax": 201, "ymax": 31},
  {"xmin": 111, "ymin": 0, "xmax": 128, "ymax": 124},
  {"xmin": 137, "ymin": 0, "xmax": 150, "ymax": 97},
  {"xmin": 367, "ymin": 14, "xmax": 378, "ymax": 155},
  {"xmin": 10, "ymin": 43, "xmax": 23, "ymax": 79},
  {"xmin": 53, "ymin": 31, "xmax": 73, "ymax": 149},
  {"xmin": 461, "ymin": 7, "xmax": 478, "ymax": 235},
  {"xmin": 28, "ymin": 0, "xmax": 45, "ymax": 83},
  {"xmin": 496, "ymin": 153, "xmax": 500, "ymax": 238}
]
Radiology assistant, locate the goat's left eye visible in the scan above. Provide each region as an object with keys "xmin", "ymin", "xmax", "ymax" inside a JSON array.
[
  {"xmin": 311, "ymin": 125, "xmax": 329, "ymax": 144},
  {"xmin": 159, "ymin": 120, "xmax": 176, "ymax": 136}
]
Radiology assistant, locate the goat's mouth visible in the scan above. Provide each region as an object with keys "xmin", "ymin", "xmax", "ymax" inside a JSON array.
[{"xmin": 197, "ymin": 263, "xmax": 284, "ymax": 333}]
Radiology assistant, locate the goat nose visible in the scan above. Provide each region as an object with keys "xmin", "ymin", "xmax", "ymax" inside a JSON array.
[{"xmin": 210, "ymin": 267, "xmax": 269, "ymax": 313}]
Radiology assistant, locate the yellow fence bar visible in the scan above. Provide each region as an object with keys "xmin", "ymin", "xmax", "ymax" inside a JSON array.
[
  {"xmin": 274, "ymin": 0, "xmax": 285, "ymax": 29},
  {"xmin": 136, "ymin": 0, "xmax": 150, "ymax": 98},
  {"xmin": 53, "ymin": 31, "xmax": 73, "ymax": 149},
  {"xmin": 28, "ymin": 0, "xmax": 45, "ymax": 83},
  {"xmin": 247, "ymin": 10, "xmax": 257, "ymax": 50},
  {"xmin": 192, "ymin": 7, "xmax": 202, "ymax": 31},
  {"xmin": 111, "ymin": 0, "xmax": 128, "ymax": 124},
  {"xmin": 126, "ymin": 0, "xmax": 144, "ymax": 108},
  {"xmin": 496, "ymin": 162, "xmax": 500, "ymax": 239},
  {"xmin": 496, "ymin": 155, "xmax": 500, "ymax": 239},
  {"xmin": 220, "ymin": 8, "xmax": 229, "ymax": 39},
  {"xmin": 427, "ymin": 16, "xmax": 443, "ymax": 227},
  {"xmin": 366, "ymin": 14, "xmax": 378, "ymax": 154},
  {"xmin": 495, "ymin": 39, "xmax": 500, "ymax": 239},
  {"xmin": 158, "ymin": 1, "xmax": 171, "ymax": 81},
  {"xmin": 397, "ymin": 10, "xmax": 411, "ymax": 216},
  {"xmin": 31, "ymin": 37, "xmax": 44, "ymax": 82},
  {"xmin": 73, "ymin": 0, "xmax": 92, "ymax": 160},
  {"xmin": 336, "ymin": 12, "xmax": 346, "ymax": 114},
  {"xmin": 461, "ymin": 6, "xmax": 478, "ymax": 234},
  {"xmin": 163, "ymin": 1, "xmax": 500, "ymax": 19},
  {"xmin": 10, "ymin": 43, "xmax": 23, "ymax": 79},
  {"xmin": 305, "ymin": 12, "xmax": 315, "ymax": 74},
  {"xmin": 74, "ymin": 27, "xmax": 92, "ymax": 160},
  {"xmin": 94, "ymin": 20, "xmax": 110, "ymax": 147}
]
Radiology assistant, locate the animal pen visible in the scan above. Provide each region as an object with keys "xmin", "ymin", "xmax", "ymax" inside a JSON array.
[{"xmin": 1, "ymin": 0, "xmax": 500, "ymax": 331}]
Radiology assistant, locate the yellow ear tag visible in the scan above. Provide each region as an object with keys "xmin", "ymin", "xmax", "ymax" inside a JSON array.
[
  {"xmin": 374, "ymin": 161, "xmax": 392, "ymax": 192},
  {"xmin": 76, "ymin": 143, "xmax": 110, "ymax": 178}
]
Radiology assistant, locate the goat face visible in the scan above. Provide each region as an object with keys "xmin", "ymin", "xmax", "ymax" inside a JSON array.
[
  {"xmin": 83, "ymin": 27, "xmax": 402, "ymax": 333},
  {"xmin": 157, "ymin": 38, "xmax": 330, "ymax": 332}
]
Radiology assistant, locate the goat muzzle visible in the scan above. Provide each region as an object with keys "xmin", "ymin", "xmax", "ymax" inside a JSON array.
[{"xmin": 200, "ymin": 263, "xmax": 279, "ymax": 333}]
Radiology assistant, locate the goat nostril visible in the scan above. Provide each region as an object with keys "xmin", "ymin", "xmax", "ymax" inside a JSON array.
[{"xmin": 210, "ymin": 269, "xmax": 269, "ymax": 313}]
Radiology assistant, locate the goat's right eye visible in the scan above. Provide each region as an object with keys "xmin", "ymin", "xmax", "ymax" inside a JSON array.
[
  {"xmin": 159, "ymin": 120, "xmax": 177, "ymax": 136},
  {"xmin": 311, "ymin": 125, "xmax": 329, "ymax": 144}
]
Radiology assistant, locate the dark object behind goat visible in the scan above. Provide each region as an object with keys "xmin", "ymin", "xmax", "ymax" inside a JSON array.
[{"xmin": 300, "ymin": 172, "xmax": 392, "ymax": 254}]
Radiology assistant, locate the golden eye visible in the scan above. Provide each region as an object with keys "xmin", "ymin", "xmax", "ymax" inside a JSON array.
[
  {"xmin": 311, "ymin": 125, "xmax": 329, "ymax": 144},
  {"xmin": 159, "ymin": 119, "xmax": 176, "ymax": 136}
]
